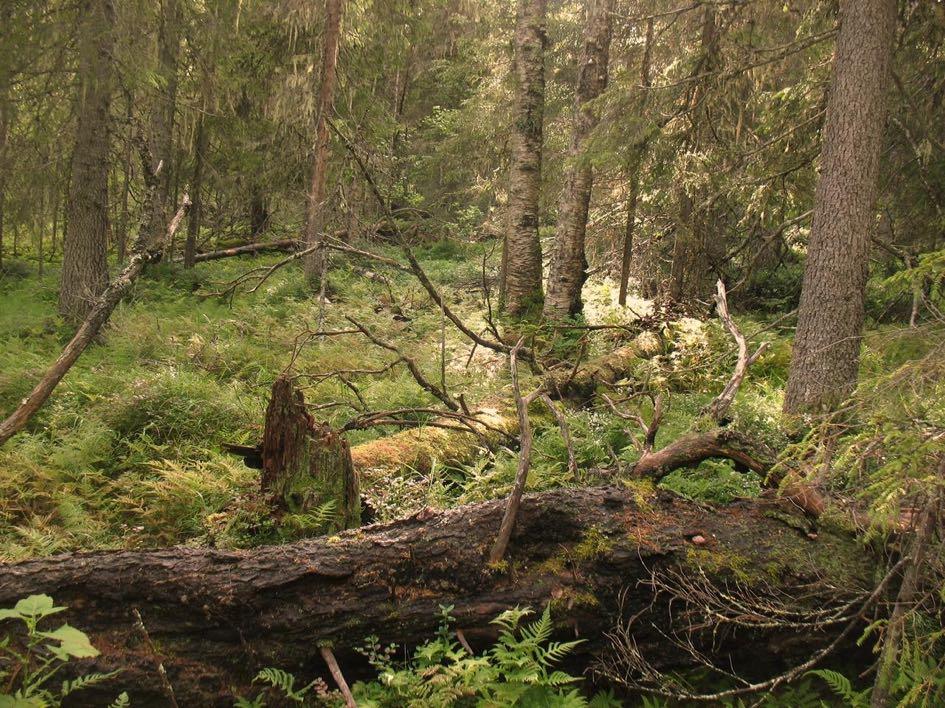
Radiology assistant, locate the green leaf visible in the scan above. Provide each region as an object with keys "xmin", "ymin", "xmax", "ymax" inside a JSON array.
[
  {"xmin": 0, "ymin": 595, "xmax": 65, "ymax": 622},
  {"xmin": 38, "ymin": 625, "xmax": 99, "ymax": 659}
]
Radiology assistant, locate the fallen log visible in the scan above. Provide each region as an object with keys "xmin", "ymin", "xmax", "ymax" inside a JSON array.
[
  {"xmin": 349, "ymin": 337, "xmax": 663, "ymax": 483},
  {"xmin": 0, "ymin": 487, "xmax": 873, "ymax": 705},
  {"xmin": 181, "ymin": 238, "xmax": 298, "ymax": 263},
  {"xmin": 543, "ymin": 331, "xmax": 662, "ymax": 402}
]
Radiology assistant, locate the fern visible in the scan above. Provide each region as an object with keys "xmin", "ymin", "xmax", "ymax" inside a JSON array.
[
  {"xmin": 807, "ymin": 669, "xmax": 870, "ymax": 707},
  {"xmin": 61, "ymin": 671, "xmax": 120, "ymax": 696}
]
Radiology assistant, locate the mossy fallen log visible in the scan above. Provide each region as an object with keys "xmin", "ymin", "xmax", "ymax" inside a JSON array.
[
  {"xmin": 0, "ymin": 487, "xmax": 874, "ymax": 705},
  {"xmin": 543, "ymin": 331, "xmax": 662, "ymax": 402}
]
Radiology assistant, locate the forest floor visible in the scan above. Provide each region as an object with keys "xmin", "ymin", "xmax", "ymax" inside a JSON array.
[{"xmin": 0, "ymin": 242, "xmax": 935, "ymax": 562}]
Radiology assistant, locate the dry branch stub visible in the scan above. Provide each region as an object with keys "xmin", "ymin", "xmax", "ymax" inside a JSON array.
[{"xmin": 260, "ymin": 375, "xmax": 360, "ymax": 531}]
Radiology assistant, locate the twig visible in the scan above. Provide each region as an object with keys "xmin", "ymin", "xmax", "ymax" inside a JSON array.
[
  {"xmin": 538, "ymin": 393, "xmax": 577, "ymax": 478},
  {"xmin": 489, "ymin": 339, "xmax": 532, "ymax": 565},
  {"xmin": 132, "ymin": 608, "xmax": 180, "ymax": 708},
  {"xmin": 345, "ymin": 316, "xmax": 458, "ymax": 411},
  {"xmin": 319, "ymin": 646, "xmax": 356, "ymax": 708},
  {"xmin": 704, "ymin": 279, "xmax": 768, "ymax": 422}
]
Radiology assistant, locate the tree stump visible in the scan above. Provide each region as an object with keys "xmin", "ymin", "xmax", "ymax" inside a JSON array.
[{"xmin": 260, "ymin": 375, "xmax": 360, "ymax": 532}]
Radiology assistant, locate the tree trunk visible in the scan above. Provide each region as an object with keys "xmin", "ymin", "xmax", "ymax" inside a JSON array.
[
  {"xmin": 618, "ymin": 17, "xmax": 654, "ymax": 307},
  {"xmin": 0, "ymin": 488, "xmax": 873, "ymax": 706},
  {"xmin": 58, "ymin": 0, "xmax": 116, "ymax": 324},
  {"xmin": 668, "ymin": 6, "xmax": 721, "ymax": 304},
  {"xmin": 501, "ymin": 0, "xmax": 547, "ymax": 318},
  {"xmin": 783, "ymin": 0, "xmax": 896, "ymax": 414},
  {"xmin": 303, "ymin": 0, "xmax": 345, "ymax": 288},
  {"xmin": 543, "ymin": 0, "xmax": 615, "ymax": 320},
  {"xmin": 146, "ymin": 0, "xmax": 181, "ymax": 248},
  {"xmin": 260, "ymin": 376, "xmax": 360, "ymax": 532},
  {"xmin": 183, "ymin": 112, "xmax": 207, "ymax": 269}
]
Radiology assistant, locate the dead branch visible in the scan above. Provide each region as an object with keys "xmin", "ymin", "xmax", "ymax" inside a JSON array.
[
  {"xmin": 345, "ymin": 316, "xmax": 459, "ymax": 411},
  {"xmin": 0, "ymin": 186, "xmax": 191, "ymax": 446},
  {"xmin": 327, "ymin": 118, "xmax": 536, "ymax": 363},
  {"xmin": 599, "ymin": 556, "xmax": 906, "ymax": 702},
  {"xmin": 704, "ymin": 279, "xmax": 768, "ymax": 422},
  {"xmin": 489, "ymin": 339, "xmax": 533, "ymax": 565}
]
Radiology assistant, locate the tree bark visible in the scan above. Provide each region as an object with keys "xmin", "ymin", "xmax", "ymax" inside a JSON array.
[
  {"xmin": 783, "ymin": 0, "xmax": 896, "ymax": 414},
  {"xmin": 58, "ymin": 0, "xmax": 116, "ymax": 323},
  {"xmin": 0, "ymin": 488, "xmax": 872, "ymax": 706},
  {"xmin": 147, "ymin": 0, "xmax": 181, "ymax": 249},
  {"xmin": 501, "ymin": 0, "xmax": 547, "ymax": 318},
  {"xmin": 260, "ymin": 376, "xmax": 360, "ymax": 531},
  {"xmin": 618, "ymin": 16, "xmax": 654, "ymax": 306},
  {"xmin": 303, "ymin": 0, "xmax": 345, "ymax": 288},
  {"xmin": 183, "ymin": 111, "xmax": 207, "ymax": 269},
  {"xmin": 0, "ymin": 3, "xmax": 11, "ymax": 271},
  {"xmin": 542, "ymin": 0, "xmax": 615, "ymax": 319},
  {"xmin": 668, "ymin": 6, "xmax": 721, "ymax": 304}
]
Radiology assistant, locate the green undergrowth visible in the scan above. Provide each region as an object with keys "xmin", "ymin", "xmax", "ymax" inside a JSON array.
[{"xmin": 1, "ymin": 248, "xmax": 940, "ymax": 561}]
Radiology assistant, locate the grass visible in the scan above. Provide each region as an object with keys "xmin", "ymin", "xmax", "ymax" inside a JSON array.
[{"xmin": 0, "ymin": 245, "xmax": 937, "ymax": 561}]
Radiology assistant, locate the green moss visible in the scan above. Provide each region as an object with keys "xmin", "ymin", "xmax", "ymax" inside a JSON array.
[{"xmin": 574, "ymin": 525, "xmax": 614, "ymax": 561}]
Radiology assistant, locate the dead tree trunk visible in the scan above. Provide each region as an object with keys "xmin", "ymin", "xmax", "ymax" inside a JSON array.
[
  {"xmin": 259, "ymin": 376, "xmax": 360, "ymax": 531},
  {"xmin": 0, "ymin": 488, "xmax": 874, "ymax": 706}
]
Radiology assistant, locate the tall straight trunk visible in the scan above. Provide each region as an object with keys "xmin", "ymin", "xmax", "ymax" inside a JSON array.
[
  {"xmin": 184, "ymin": 112, "xmax": 207, "ymax": 268},
  {"xmin": 0, "ymin": 3, "xmax": 11, "ymax": 271},
  {"xmin": 669, "ymin": 6, "xmax": 720, "ymax": 303},
  {"xmin": 618, "ymin": 16, "xmax": 655, "ymax": 306},
  {"xmin": 303, "ymin": 0, "xmax": 344, "ymax": 288},
  {"xmin": 59, "ymin": 0, "xmax": 116, "ymax": 323},
  {"xmin": 542, "ymin": 0, "xmax": 615, "ymax": 319},
  {"xmin": 501, "ymin": 0, "xmax": 547, "ymax": 318},
  {"xmin": 117, "ymin": 97, "xmax": 133, "ymax": 263},
  {"xmin": 783, "ymin": 0, "xmax": 895, "ymax": 414},
  {"xmin": 147, "ymin": 0, "xmax": 181, "ymax": 247}
]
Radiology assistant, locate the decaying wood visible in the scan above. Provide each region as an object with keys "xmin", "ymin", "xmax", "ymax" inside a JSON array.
[
  {"xmin": 705, "ymin": 279, "xmax": 768, "ymax": 421},
  {"xmin": 0, "ymin": 194, "xmax": 191, "ymax": 447},
  {"xmin": 260, "ymin": 375, "xmax": 360, "ymax": 531},
  {"xmin": 0, "ymin": 487, "xmax": 874, "ymax": 706},
  {"xmin": 182, "ymin": 238, "xmax": 299, "ymax": 263},
  {"xmin": 543, "ymin": 331, "xmax": 662, "ymax": 402},
  {"xmin": 488, "ymin": 340, "xmax": 532, "ymax": 564}
]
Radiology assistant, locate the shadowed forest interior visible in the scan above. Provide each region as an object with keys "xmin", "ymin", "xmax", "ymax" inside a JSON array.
[{"xmin": 0, "ymin": 0, "xmax": 944, "ymax": 705}]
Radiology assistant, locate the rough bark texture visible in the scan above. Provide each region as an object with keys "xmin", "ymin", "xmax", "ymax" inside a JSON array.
[
  {"xmin": 784, "ymin": 0, "xmax": 896, "ymax": 414},
  {"xmin": 147, "ymin": 0, "xmax": 181, "ymax": 248},
  {"xmin": 502, "ymin": 0, "xmax": 547, "ymax": 317},
  {"xmin": 543, "ymin": 0, "xmax": 615, "ymax": 319},
  {"xmin": 0, "ymin": 4, "xmax": 10, "ymax": 271},
  {"xmin": 303, "ymin": 0, "xmax": 344, "ymax": 287},
  {"xmin": 618, "ymin": 17, "xmax": 654, "ymax": 306},
  {"xmin": 668, "ymin": 6, "xmax": 721, "ymax": 304},
  {"xmin": 183, "ymin": 111, "xmax": 207, "ymax": 269},
  {"xmin": 59, "ymin": 0, "xmax": 115, "ymax": 323},
  {"xmin": 0, "ymin": 488, "xmax": 872, "ymax": 706},
  {"xmin": 260, "ymin": 376, "xmax": 360, "ymax": 531}
]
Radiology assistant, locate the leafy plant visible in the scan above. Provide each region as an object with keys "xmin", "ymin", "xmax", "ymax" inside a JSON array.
[{"xmin": 0, "ymin": 594, "xmax": 121, "ymax": 706}]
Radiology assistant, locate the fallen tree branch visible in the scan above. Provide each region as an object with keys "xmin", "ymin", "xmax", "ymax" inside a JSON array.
[
  {"xmin": 489, "ymin": 340, "xmax": 532, "ymax": 564},
  {"xmin": 0, "ymin": 186, "xmax": 191, "ymax": 447},
  {"xmin": 704, "ymin": 279, "xmax": 768, "ymax": 422},
  {"xmin": 179, "ymin": 238, "xmax": 299, "ymax": 263},
  {"xmin": 0, "ymin": 488, "xmax": 875, "ymax": 704}
]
